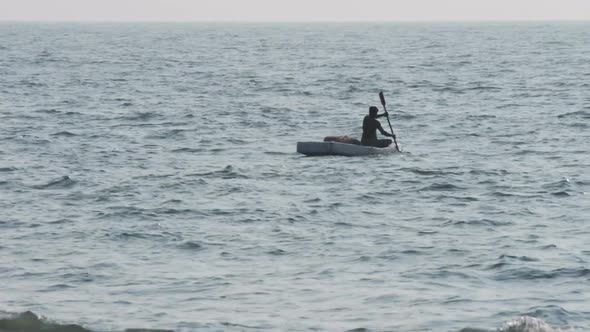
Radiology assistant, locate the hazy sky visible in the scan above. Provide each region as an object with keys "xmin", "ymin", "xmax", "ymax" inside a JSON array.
[{"xmin": 2, "ymin": 0, "xmax": 590, "ymax": 22}]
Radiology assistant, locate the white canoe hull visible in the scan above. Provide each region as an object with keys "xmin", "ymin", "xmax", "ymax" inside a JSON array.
[{"xmin": 297, "ymin": 141, "xmax": 398, "ymax": 157}]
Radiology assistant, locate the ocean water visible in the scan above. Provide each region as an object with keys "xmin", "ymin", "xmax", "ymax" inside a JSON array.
[{"xmin": 0, "ymin": 22, "xmax": 589, "ymax": 332}]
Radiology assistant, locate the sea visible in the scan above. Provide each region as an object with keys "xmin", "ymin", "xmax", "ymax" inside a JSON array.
[{"xmin": 0, "ymin": 22, "xmax": 589, "ymax": 332}]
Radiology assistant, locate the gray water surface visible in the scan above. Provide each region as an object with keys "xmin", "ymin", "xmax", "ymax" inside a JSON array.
[{"xmin": 1, "ymin": 22, "xmax": 589, "ymax": 332}]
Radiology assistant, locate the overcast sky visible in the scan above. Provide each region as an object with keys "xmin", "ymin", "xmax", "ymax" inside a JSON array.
[{"xmin": 2, "ymin": 0, "xmax": 590, "ymax": 22}]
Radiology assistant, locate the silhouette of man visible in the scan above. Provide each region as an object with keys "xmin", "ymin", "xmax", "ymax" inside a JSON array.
[{"xmin": 361, "ymin": 106, "xmax": 394, "ymax": 147}]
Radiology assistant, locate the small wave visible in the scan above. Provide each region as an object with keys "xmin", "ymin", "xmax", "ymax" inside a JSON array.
[
  {"xmin": 131, "ymin": 173, "xmax": 174, "ymax": 180},
  {"xmin": 122, "ymin": 112, "xmax": 158, "ymax": 121},
  {"xmin": 460, "ymin": 316, "xmax": 561, "ymax": 332},
  {"xmin": 171, "ymin": 147, "xmax": 204, "ymax": 153},
  {"xmin": 540, "ymin": 244, "xmax": 558, "ymax": 250},
  {"xmin": 484, "ymin": 255, "xmax": 540, "ymax": 270},
  {"xmin": 41, "ymin": 283, "xmax": 75, "ymax": 292},
  {"xmin": 107, "ymin": 232, "xmax": 165, "ymax": 241},
  {"xmin": 35, "ymin": 108, "xmax": 60, "ymax": 114},
  {"xmin": 51, "ymin": 131, "xmax": 77, "ymax": 137},
  {"xmin": 263, "ymin": 151, "xmax": 291, "ymax": 155},
  {"xmin": 498, "ymin": 254, "xmax": 539, "ymax": 262},
  {"xmin": 403, "ymin": 168, "xmax": 462, "ymax": 176},
  {"xmin": 496, "ymin": 103, "xmax": 523, "ymax": 109},
  {"xmin": 96, "ymin": 208, "xmax": 155, "ymax": 220},
  {"xmin": 345, "ymin": 85, "xmax": 361, "ymax": 93},
  {"xmin": 0, "ymin": 166, "xmax": 17, "ymax": 172},
  {"xmin": 404, "ymin": 168, "xmax": 441, "ymax": 176},
  {"xmin": 125, "ymin": 329, "xmax": 174, "ymax": 332},
  {"xmin": 156, "ymin": 208, "xmax": 199, "ymax": 215},
  {"xmin": 221, "ymin": 322, "xmax": 269, "ymax": 330},
  {"xmin": 0, "ymin": 311, "xmax": 91, "ymax": 332},
  {"xmin": 491, "ymin": 191, "xmax": 540, "ymax": 198},
  {"xmin": 557, "ymin": 110, "xmax": 590, "ymax": 119},
  {"xmin": 146, "ymin": 129, "xmax": 189, "ymax": 139},
  {"xmin": 424, "ymin": 43, "xmax": 442, "ymax": 49},
  {"xmin": 498, "ymin": 316, "xmax": 560, "ymax": 332},
  {"xmin": 419, "ymin": 183, "xmax": 463, "ymax": 191},
  {"xmin": 538, "ymin": 179, "xmax": 574, "ymax": 197},
  {"xmin": 0, "ymin": 219, "xmax": 27, "ymax": 228},
  {"xmin": 48, "ymin": 219, "xmax": 75, "ymax": 225},
  {"xmin": 178, "ymin": 241, "xmax": 205, "ymax": 250},
  {"xmin": 196, "ymin": 165, "xmax": 249, "ymax": 179},
  {"xmin": 551, "ymin": 191, "xmax": 571, "ymax": 197},
  {"xmin": 441, "ymin": 195, "xmax": 479, "ymax": 202},
  {"xmin": 394, "ymin": 113, "xmax": 417, "ymax": 120},
  {"xmin": 542, "ymin": 178, "xmax": 572, "ymax": 190},
  {"xmin": 466, "ymin": 85, "xmax": 502, "ymax": 92},
  {"xmin": 0, "ymin": 311, "xmax": 178, "ymax": 332},
  {"xmin": 408, "ymin": 80, "xmax": 434, "ymax": 88},
  {"xmin": 401, "ymin": 249, "xmax": 426, "ymax": 255},
  {"xmin": 442, "ymin": 219, "xmax": 513, "ymax": 227},
  {"xmin": 495, "ymin": 266, "xmax": 590, "ymax": 281},
  {"xmin": 261, "ymin": 106, "xmax": 294, "ymax": 114},
  {"xmin": 227, "ymin": 138, "xmax": 248, "ymax": 145},
  {"xmin": 33, "ymin": 176, "xmax": 77, "ymax": 189},
  {"xmin": 267, "ymin": 249, "xmax": 288, "ymax": 256},
  {"xmin": 466, "ymin": 114, "xmax": 497, "ymax": 119},
  {"xmin": 97, "ymin": 206, "xmax": 204, "ymax": 221},
  {"xmin": 564, "ymin": 122, "xmax": 588, "ymax": 128},
  {"xmin": 433, "ymin": 86, "xmax": 463, "ymax": 94},
  {"xmin": 418, "ymin": 230, "xmax": 438, "ymax": 236},
  {"xmin": 20, "ymin": 80, "xmax": 47, "ymax": 88},
  {"xmin": 470, "ymin": 169, "xmax": 508, "ymax": 176},
  {"xmin": 522, "ymin": 305, "xmax": 574, "ymax": 327}
]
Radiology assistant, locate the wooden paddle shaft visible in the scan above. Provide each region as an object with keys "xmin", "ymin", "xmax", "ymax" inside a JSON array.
[{"xmin": 379, "ymin": 92, "xmax": 400, "ymax": 152}]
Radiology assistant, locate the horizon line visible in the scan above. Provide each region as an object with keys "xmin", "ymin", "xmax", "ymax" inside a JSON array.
[{"xmin": 1, "ymin": 18, "xmax": 590, "ymax": 24}]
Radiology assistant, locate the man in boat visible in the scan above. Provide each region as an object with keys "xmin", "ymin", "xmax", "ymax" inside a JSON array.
[{"xmin": 361, "ymin": 106, "xmax": 395, "ymax": 147}]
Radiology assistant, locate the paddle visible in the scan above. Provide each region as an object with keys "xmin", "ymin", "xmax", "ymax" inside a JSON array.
[{"xmin": 379, "ymin": 91, "xmax": 400, "ymax": 152}]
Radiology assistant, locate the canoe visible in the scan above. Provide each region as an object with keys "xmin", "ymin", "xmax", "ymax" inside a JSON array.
[{"xmin": 297, "ymin": 141, "xmax": 398, "ymax": 157}]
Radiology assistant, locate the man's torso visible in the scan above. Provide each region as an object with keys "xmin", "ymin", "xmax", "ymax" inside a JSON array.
[{"xmin": 361, "ymin": 116, "xmax": 379, "ymax": 145}]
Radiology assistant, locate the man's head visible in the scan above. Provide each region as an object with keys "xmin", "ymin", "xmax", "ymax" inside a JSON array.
[{"xmin": 369, "ymin": 106, "xmax": 379, "ymax": 117}]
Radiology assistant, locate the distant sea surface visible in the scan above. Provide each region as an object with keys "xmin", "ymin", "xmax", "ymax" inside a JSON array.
[{"xmin": 1, "ymin": 22, "xmax": 589, "ymax": 332}]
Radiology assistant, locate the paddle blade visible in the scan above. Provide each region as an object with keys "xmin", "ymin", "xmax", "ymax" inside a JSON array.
[{"xmin": 379, "ymin": 91, "xmax": 386, "ymax": 106}]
